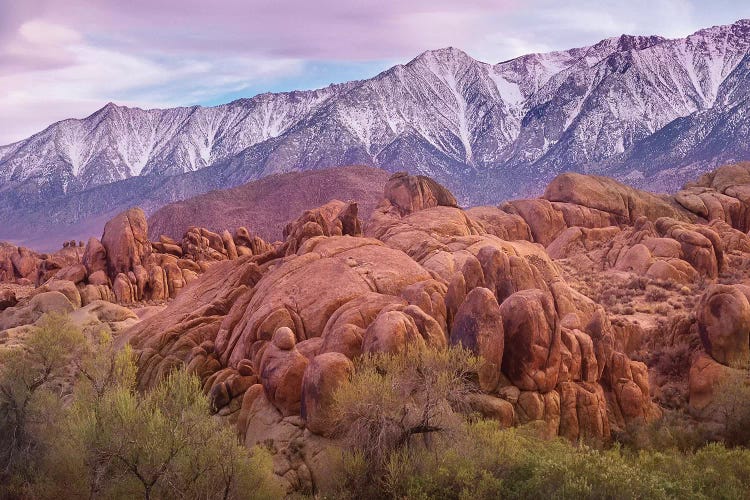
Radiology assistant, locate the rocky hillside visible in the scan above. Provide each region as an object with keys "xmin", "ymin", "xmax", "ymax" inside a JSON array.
[
  {"xmin": 147, "ymin": 165, "xmax": 390, "ymax": 242},
  {"xmin": 3, "ymin": 20, "xmax": 750, "ymax": 247},
  {"xmin": 6, "ymin": 163, "xmax": 750, "ymax": 492}
]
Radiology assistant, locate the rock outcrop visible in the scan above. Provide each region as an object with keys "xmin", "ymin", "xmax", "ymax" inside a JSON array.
[{"xmin": 122, "ymin": 171, "xmax": 658, "ymax": 461}]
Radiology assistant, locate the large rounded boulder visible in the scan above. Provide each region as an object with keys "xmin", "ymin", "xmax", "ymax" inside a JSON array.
[
  {"xmin": 101, "ymin": 208, "xmax": 152, "ymax": 279},
  {"xmin": 697, "ymin": 284, "xmax": 750, "ymax": 366},
  {"xmin": 450, "ymin": 287, "xmax": 504, "ymax": 391},
  {"xmin": 301, "ymin": 352, "xmax": 354, "ymax": 436},
  {"xmin": 499, "ymin": 289, "xmax": 561, "ymax": 393}
]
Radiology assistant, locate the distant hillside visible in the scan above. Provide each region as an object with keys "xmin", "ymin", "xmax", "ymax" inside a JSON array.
[{"xmin": 147, "ymin": 165, "xmax": 390, "ymax": 241}]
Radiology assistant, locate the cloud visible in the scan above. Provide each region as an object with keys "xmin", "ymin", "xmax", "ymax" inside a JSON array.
[{"xmin": 0, "ymin": 0, "xmax": 748, "ymax": 144}]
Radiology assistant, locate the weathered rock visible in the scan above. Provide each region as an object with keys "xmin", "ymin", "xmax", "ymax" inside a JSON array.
[
  {"xmin": 82, "ymin": 237, "xmax": 107, "ymax": 275},
  {"xmin": 0, "ymin": 289, "xmax": 18, "ymax": 311},
  {"xmin": 499, "ymin": 289, "xmax": 561, "ymax": 393},
  {"xmin": 501, "ymin": 199, "xmax": 566, "ymax": 246},
  {"xmin": 383, "ymin": 171, "xmax": 458, "ymax": 216},
  {"xmin": 544, "ymin": 172, "xmax": 690, "ymax": 225},
  {"xmin": 112, "ymin": 273, "xmax": 136, "ymax": 304},
  {"xmin": 467, "ymin": 393, "xmax": 514, "ymax": 428},
  {"xmin": 466, "ymin": 206, "xmax": 533, "ymax": 241},
  {"xmin": 101, "ymin": 208, "xmax": 151, "ymax": 279},
  {"xmin": 362, "ymin": 309, "xmax": 425, "ymax": 354},
  {"xmin": 697, "ymin": 284, "xmax": 750, "ymax": 366},
  {"xmin": 55, "ymin": 264, "xmax": 87, "ymax": 284},
  {"xmin": 301, "ymin": 352, "xmax": 354, "ymax": 436},
  {"xmin": 450, "ymin": 287, "xmax": 504, "ymax": 392},
  {"xmin": 259, "ymin": 328, "xmax": 310, "ymax": 416}
]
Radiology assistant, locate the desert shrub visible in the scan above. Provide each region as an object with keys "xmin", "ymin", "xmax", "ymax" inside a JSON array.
[
  {"xmin": 713, "ymin": 368, "xmax": 750, "ymax": 447},
  {"xmin": 330, "ymin": 346, "xmax": 479, "ymax": 497},
  {"xmin": 0, "ymin": 314, "xmax": 280, "ymax": 499},
  {"xmin": 0, "ymin": 313, "xmax": 85, "ymax": 492},
  {"xmin": 649, "ymin": 342, "xmax": 693, "ymax": 380},
  {"xmin": 35, "ymin": 349, "xmax": 281, "ymax": 499},
  {"xmin": 614, "ymin": 410, "xmax": 711, "ymax": 453},
  {"xmin": 654, "ymin": 303, "xmax": 671, "ymax": 315},
  {"xmin": 329, "ymin": 419, "xmax": 750, "ymax": 500},
  {"xmin": 645, "ymin": 285, "xmax": 670, "ymax": 302}
]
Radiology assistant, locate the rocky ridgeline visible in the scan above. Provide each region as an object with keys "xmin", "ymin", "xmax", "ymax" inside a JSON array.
[
  {"xmin": 4, "ymin": 165, "xmax": 750, "ymax": 492},
  {"xmin": 0, "ymin": 209, "xmax": 275, "ymax": 312}
]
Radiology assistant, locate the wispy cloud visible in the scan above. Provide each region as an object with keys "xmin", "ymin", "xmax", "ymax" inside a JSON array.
[{"xmin": 0, "ymin": 0, "xmax": 748, "ymax": 144}]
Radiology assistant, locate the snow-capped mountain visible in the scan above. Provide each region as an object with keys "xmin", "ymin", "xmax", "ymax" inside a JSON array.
[{"xmin": 2, "ymin": 19, "xmax": 750, "ymax": 244}]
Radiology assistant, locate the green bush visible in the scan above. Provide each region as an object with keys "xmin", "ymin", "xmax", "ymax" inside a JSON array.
[
  {"xmin": 0, "ymin": 313, "xmax": 85, "ymax": 493},
  {"xmin": 327, "ymin": 420, "xmax": 750, "ymax": 500},
  {"xmin": 0, "ymin": 313, "xmax": 281, "ymax": 499},
  {"xmin": 35, "ymin": 341, "xmax": 282, "ymax": 499}
]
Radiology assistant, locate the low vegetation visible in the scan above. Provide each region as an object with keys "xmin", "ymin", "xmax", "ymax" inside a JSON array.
[
  {"xmin": 3, "ymin": 315, "xmax": 750, "ymax": 499},
  {"xmin": 327, "ymin": 347, "xmax": 750, "ymax": 500},
  {"xmin": 0, "ymin": 313, "xmax": 281, "ymax": 499}
]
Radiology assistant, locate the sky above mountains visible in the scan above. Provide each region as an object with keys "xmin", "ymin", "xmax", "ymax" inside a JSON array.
[{"xmin": 1, "ymin": 0, "xmax": 749, "ymax": 145}]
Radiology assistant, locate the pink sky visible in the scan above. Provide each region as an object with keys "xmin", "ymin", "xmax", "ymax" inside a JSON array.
[{"xmin": 1, "ymin": 0, "xmax": 749, "ymax": 144}]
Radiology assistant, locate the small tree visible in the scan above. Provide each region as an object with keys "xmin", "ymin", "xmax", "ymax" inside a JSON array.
[
  {"xmin": 330, "ymin": 346, "xmax": 479, "ymax": 496},
  {"xmin": 39, "ymin": 346, "xmax": 281, "ymax": 499},
  {"xmin": 0, "ymin": 313, "xmax": 84, "ymax": 487}
]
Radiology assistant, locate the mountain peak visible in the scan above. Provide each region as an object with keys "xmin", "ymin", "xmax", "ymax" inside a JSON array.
[{"xmin": 411, "ymin": 47, "xmax": 477, "ymax": 65}]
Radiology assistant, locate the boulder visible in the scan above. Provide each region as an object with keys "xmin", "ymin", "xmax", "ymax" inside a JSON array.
[
  {"xmin": 362, "ymin": 309, "xmax": 425, "ymax": 354},
  {"xmin": 101, "ymin": 208, "xmax": 151, "ymax": 279},
  {"xmin": 82, "ymin": 237, "xmax": 107, "ymax": 275},
  {"xmin": 55, "ymin": 264, "xmax": 87, "ymax": 284},
  {"xmin": 501, "ymin": 199, "xmax": 566, "ymax": 246},
  {"xmin": 499, "ymin": 289, "xmax": 561, "ymax": 392},
  {"xmin": 259, "ymin": 327, "xmax": 310, "ymax": 416},
  {"xmin": 383, "ymin": 171, "xmax": 458, "ymax": 216},
  {"xmin": 696, "ymin": 284, "xmax": 750, "ymax": 366},
  {"xmin": 301, "ymin": 352, "xmax": 354, "ymax": 436},
  {"xmin": 450, "ymin": 287, "xmax": 504, "ymax": 392}
]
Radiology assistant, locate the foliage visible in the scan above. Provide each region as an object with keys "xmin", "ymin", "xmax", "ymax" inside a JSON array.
[
  {"xmin": 38, "ymin": 366, "xmax": 281, "ymax": 499},
  {"xmin": 332, "ymin": 346, "xmax": 479, "ymax": 458},
  {"xmin": 330, "ymin": 346, "xmax": 480, "ymax": 497},
  {"xmin": 0, "ymin": 313, "xmax": 281, "ymax": 499},
  {"xmin": 713, "ymin": 367, "xmax": 750, "ymax": 447},
  {"xmin": 329, "ymin": 420, "xmax": 750, "ymax": 500},
  {"xmin": 0, "ymin": 313, "xmax": 85, "ymax": 491}
]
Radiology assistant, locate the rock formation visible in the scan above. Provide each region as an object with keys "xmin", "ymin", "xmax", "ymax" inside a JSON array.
[{"xmin": 7, "ymin": 163, "xmax": 750, "ymax": 493}]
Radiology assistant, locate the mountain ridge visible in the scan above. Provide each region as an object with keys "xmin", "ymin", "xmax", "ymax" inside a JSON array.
[{"xmin": 3, "ymin": 19, "xmax": 750, "ymax": 247}]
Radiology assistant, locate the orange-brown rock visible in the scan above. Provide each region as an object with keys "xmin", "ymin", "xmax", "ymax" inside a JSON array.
[
  {"xmin": 101, "ymin": 208, "xmax": 152, "ymax": 279},
  {"xmin": 501, "ymin": 199, "xmax": 566, "ymax": 246},
  {"xmin": 499, "ymin": 289, "xmax": 561, "ymax": 393},
  {"xmin": 544, "ymin": 172, "xmax": 690, "ymax": 225},
  {"xmin": 259, "ymin": 327, "xmax": 309, "ymax": 416},
  {"xmin": 82, "ymin": 237, "xmax": 107, "ymax": 275},
  {"xmin": 688, "ymin": 353, "xmax": 738, "ymax": 415},
  {"xmin": 465, "ymin": 206, "xmax": 533, "ymax": 241},
  {"xmin": 361, "ymin": 309, "xmax": 425, "ymax": 354},
  {"xmin": 301, "ymin": 352, "xmax": 354, "ymax": 436},
  {"xmin": 697, "ymin": 284, "xmax": 750, "ymax": 366},
  {"xmin": 450, "ymin": 287, "xmax": 504, "ymax": 391},
  {"xmin": 55, "ymin": 264, "xmax": 87, "ymax": 284},
  {"xmin": 557, "ymin": 381, "xmax": 610, "ymax": 443},
  {"xmin": 383, "ymin": 171, "xmax": 458, "ymax": 216}
]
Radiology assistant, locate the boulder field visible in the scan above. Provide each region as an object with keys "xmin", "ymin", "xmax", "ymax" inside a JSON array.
[{"xmin": 5, "ymin": 163, "xmax": 750, "ymax": 492}]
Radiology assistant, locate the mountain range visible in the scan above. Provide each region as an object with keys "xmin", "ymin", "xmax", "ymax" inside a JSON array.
[{"xmin": 2, "ymin": 19, "xmax": 750, "ymax": 248}]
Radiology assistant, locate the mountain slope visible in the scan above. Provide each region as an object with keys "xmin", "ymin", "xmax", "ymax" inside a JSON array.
[
  {"xmin": 3, "ymin": 19, "xmax": 750, "ymax": 247},
  {"xmin": 147, "ymin": 165, "xmax": 390, "ymax": 241}
]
